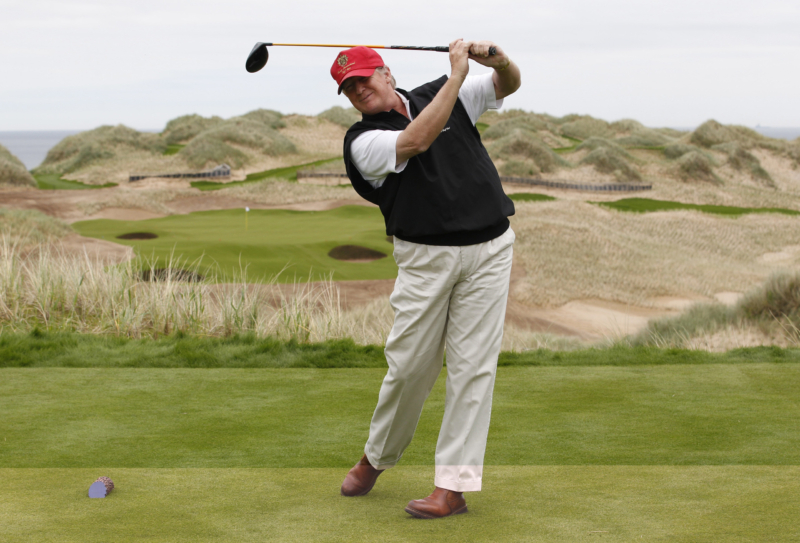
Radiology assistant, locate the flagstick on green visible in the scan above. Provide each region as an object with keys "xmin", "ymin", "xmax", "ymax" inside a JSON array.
[{"xmin": 245, "ymin": 207, "xmax": 249, "ymax": 231}]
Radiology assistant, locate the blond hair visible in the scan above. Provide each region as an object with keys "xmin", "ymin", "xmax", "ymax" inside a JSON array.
[{"xmin": 375, "ymin": 66, "xmax": 396, "ymax": 89}]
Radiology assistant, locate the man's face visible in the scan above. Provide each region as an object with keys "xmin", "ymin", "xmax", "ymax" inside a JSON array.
[{"xmin": 341, "ymin": 68, "xmax": 395, "ymax": 116}]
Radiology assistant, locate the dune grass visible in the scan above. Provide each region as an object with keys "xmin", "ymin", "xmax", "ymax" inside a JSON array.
[
  {"xmin": 1, "ymin": 208, "xmax": 74, "ymax": 248},
  {"xmin": 317, "ymin": 106, "xmax": 360, "ymax": 128},
  {"xmin": 34, "ymin": 125, "xmax": 166, "ymax": 176},
  {"xmin": 72, "ymin": 205, "xmax": 395, "ymax": 283},
  {"xmin": 191, "ymin": 157, "xmax": 340, "ymax": 190},
  {"xmin": 597, "ymin": 197, "xmax": 800, "ymax": 216},
  {"xmin": 509, "ymin": 198, "xmax": 800, "ymax": 308},
  {"xmin": 0, "ymin": 143, "xmax": 36, "ymax": 187},
  {"xmin": 161, "ymin": 113, "xmax": 224, "ymax": 145},
  {"xmin": 577, "ymin": 143, "xmax": 642, "ymax": 182},
  {"xmin": 633, "ymin": 272, "xmax": 800, "ymax": 349},
  {"xmin": 487, "ymin": 130, "xmax": 570, "ymax": 176}
]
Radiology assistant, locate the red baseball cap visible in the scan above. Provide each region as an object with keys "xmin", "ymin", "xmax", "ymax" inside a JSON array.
[{"xmin": 331, "ymin": 46, "xmax": 385, "ymax": 94}]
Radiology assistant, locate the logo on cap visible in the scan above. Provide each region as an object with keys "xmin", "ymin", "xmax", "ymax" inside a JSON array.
[{"xmin": 337, "ymin": 55, "xmax": 348, "ymax": 67}]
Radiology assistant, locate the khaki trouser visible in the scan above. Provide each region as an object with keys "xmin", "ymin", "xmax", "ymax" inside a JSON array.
[{"xmin": 364, "ymin": 228, "xmax": 515, "ymax": 492}]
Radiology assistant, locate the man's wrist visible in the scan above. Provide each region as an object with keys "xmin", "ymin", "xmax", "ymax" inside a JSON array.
[{"xmin": 449, "ymin": 70, "xmax": 468, "ymax": 85}]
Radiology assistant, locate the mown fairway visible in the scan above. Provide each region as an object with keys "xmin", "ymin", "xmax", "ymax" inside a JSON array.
[
  {"xmin": 2, "ymin": 361, "xmax": 800, "ymax": 541},
  {"xmin": 72, "ymin": 206, "xmax": 397, "ymax": 282}
]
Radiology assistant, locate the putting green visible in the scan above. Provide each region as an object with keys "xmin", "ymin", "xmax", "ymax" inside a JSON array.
[{"xmin": 72, "ymin": 206, "xmax": 397, "ymax": 282}]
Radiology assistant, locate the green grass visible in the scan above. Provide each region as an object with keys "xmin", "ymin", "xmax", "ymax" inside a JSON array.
[
  {"xmin": 626, "ymin": 145, "xmax": 666, "ymax": 151},
  {"xmin": 163, "ymin": 143, "xmax": 185, "ymax": 156},
  {"xmin": 191, "ymin": 157, "xmax": 340, "ymax": 190},
  {"xmin": 33, "ymin": 173, "xmax": 117, "ymax": 190},
  {"xmin": 0, "ymin": 332, "xmax": 388, "ymax": 368},
  {"xmin": 4, "ymin": 331, "xmax": 799, "ymax": 369},
  {"xmin": 2, "ymin": 466, "xmax": 798, "ymax": 542},
  {"xmin": 3, "ymin": 364, "xmax": 800, "ymax": 467},
  {"xmin": 475, "ymin": 122, "xmax": 489, "ymax": 134},
  {"xmin": 552, "ymin": 135, "xmax": 582, "ymax": 153},
  {"xmin": 2, "ymin": 357, "xmax": 799, "ymax": 540},
  {"xmin": 508, "ymin": 193, "xmax": 556, "ymax": 202},
  {"xmin": 72, "ymin": 206, "xmax": 397, "ymax": 282},
  {"xmin": 597, "ymin": 197, "xmax": 800, "ymax": 216}
]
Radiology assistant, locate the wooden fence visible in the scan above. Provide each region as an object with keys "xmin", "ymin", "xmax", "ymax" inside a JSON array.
[{"xmin": 130, "ymin": 164, "xmax": 231, "ymax": 182}]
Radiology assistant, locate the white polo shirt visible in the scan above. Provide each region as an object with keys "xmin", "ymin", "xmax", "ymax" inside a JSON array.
[{"xmin": 350, "ymin": 73, "xmax": 503, "ymax": 188}]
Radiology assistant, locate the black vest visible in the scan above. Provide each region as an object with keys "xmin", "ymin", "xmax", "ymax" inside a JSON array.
[{"xmin": 343, "ymin": 76, "xmax": 515, "ymax": 246}]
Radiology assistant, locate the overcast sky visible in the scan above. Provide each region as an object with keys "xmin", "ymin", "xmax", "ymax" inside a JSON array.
[{"xmin": 1, "ymin": 0, "xmax": 798, "ymax": 130}]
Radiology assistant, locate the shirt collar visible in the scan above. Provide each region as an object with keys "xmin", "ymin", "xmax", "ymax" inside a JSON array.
[{"xmin": 394, "ymin": 90, "xmax": 413, "ymax": 121}]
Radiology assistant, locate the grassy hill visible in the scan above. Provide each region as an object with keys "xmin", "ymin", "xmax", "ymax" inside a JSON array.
[
  {"xmin": 0, "ymin": 143, "xmax": 36, "ymax": 187},
  {"xmin": 31, "ymin": 107, "xmax": 359, "ymax": 186},
  {"xmin": 478, "ymin": 111, "xmax": 800, "ymax": 187},
  {"xmin": 25, "ymin": 105, "xmax": 800, "ymax": 192}
]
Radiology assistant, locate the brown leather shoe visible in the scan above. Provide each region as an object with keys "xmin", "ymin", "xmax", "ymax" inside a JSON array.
[
  {"xmin": 340, "ymin": 454, "xmax": 384, "ymax": 497},
  {"xmin": 404, "ymin": 487, "xmax": 468, "ymax": 519}
]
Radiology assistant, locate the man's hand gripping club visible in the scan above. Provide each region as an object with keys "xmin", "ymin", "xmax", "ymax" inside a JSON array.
[
  {"xmin": 394, "ymin": 39, "xmax": 472, "ymax": 165},
  {"xmin": 395, "ymin": 39, "xmax": 520, "ymax": 165}
]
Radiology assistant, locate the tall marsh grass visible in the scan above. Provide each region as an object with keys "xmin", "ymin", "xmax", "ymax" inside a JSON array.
[
  {"xmin": 0, "ymin": 235, "xmax": 583, "ymax": 351},
  {"xmin": 0, "ymin": 208, "xmax": 73, "ymax": 248},
  {"xmin": 0, "ymin": 237, "xmax": 392, "ymax": 344}
]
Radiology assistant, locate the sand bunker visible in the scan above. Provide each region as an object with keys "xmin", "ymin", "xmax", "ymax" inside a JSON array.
[
  {"xmin": 328, "ymin": 245, "xmax": 387, "ymax": 262},
  {"xmin": 117, "ymin": 232, "xmax": 158, "ymax": 240},
  {"xmin": 140, "ymin": 268, "xmax": 203, "ymax": 282}
]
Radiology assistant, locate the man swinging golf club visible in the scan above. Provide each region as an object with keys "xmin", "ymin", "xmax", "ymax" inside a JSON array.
[{"xmin": 335, "ymin": 38, "xmax": 521, "ymax": 519}]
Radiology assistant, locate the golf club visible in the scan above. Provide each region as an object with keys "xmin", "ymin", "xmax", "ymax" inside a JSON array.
[{"xmin": 245, "ymin": 42, "xmax": 496, "ymax": 73}]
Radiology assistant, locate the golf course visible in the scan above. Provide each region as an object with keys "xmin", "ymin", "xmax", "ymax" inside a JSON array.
[
  {"xmin": 2, "ymin": 346, "xmax": 800, "ymax": 541},
  {"xmin": 3, "ymin": 98, "xmax": 800, "ymax": 542},
  {"xmin": 72, "ymin": 206, "xmax": 397, "ymax": 282}
]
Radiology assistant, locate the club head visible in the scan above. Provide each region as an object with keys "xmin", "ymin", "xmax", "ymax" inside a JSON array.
[{"xmin": 246, "ymin": 42, "xmax": 269, "ymax": 73}]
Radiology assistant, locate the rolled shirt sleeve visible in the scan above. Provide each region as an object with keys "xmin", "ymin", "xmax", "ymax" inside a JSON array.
[
  {"xmin": 350, "ymin": 130, "xmax": 408, "ymax": 187},
  {"xmin": 457, "ymin": 72, "xmax": 504, "ymax": 125},
  {"xmin": 349, "ymin": 73, "xmax": 502, "ymax": 188}
]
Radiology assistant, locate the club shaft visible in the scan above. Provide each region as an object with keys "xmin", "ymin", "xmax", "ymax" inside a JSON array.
[
  {"xmin": 266, "ymin": 43, "xmax": 446, "ymax": 52},
  {"xmin": 264, "ymin": 43, "xmax": 494, "ymax": 54}
]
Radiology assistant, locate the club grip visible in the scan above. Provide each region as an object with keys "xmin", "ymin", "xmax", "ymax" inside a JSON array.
[{"xmin": 443, "ymin": 46, "xmax": 497, "ymax": 55}]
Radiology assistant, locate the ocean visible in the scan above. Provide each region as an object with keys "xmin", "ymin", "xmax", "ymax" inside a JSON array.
[
  {"xmin": 0, "ymin": 129, "xmax": 158, "ymax": 170},
  {"xmin": 1, "ymin": 127, "xmax": 798, "ymax": 171},
  {"xmin": 0, "ymin": 131, "xmax": 82, "ymax": 170}
]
